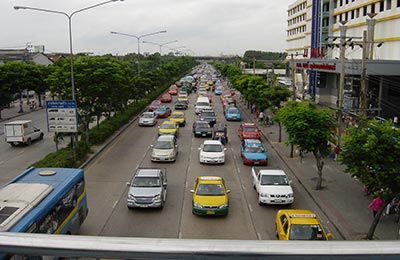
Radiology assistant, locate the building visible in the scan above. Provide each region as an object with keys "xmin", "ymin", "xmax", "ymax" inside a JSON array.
[
  {"xmin": 287, "ymin": 0, "xmax": 400, "ymax": 119},
  {"xmin": 0, "ymin": 48, "xmax": 54, "ymax": 66}
]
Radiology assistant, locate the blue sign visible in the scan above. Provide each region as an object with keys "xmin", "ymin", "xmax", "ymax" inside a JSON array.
[{"xmin": 46, "ymin": 100, "xmax": 78, "ymax": 133}]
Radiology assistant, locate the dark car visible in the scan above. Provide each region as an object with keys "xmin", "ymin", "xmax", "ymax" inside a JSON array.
[
  {"xmin": 199, "ymin": 109, "xmax": 217, "ymax": 127},
  {"xmin": 192, "ymin": 121, "xmax": 212, "ymax": 137},
  {"xmin": 174, "ymin": 100, "xmax": 188, "ymax": 110}
]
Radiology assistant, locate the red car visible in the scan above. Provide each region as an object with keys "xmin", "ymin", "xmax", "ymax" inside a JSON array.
[
  {"xmin": 238, "ymin": 123, "xmax": 261, "ymax": 140},
  {"xmin": 148, "ymin": 100, "xmax": 161, "ymax": 112},
  {"xmin": 160, "ymin": 93, "xmax": 172, "ymax": 103}
]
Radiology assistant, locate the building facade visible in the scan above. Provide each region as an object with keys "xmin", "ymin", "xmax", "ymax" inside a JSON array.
[{"xmin": 287, "ymin": 0, "xmax": 400, "ymax": 119}]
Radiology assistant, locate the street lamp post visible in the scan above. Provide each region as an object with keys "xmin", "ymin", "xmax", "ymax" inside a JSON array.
[
  {"xmin": 14, "ymin": 0, "xmax": 124, "ymax": 101},
  {"xmin": 110, "ymin": 30, "xmax": 167, "ymax": 76},
  {"xmin": 142, "ymin": 40, "xmax": 178, "ymax": 56}
]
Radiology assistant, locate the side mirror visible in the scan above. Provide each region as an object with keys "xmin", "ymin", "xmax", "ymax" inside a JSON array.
[
  {"xmin": 126, "ymin": 182, "xmax": 131, "ymax": 186},
  {"xmin": 289, "ymin": 180, "xmax": 292, "ymax": 184},
  {"xmin": 224, "ymin": 148, "xmax": 227, "ymax": 151},
  {"xmin": 198, "ymin": 147, "xmax": 201, "ymax": 150},
  {"xmin": 326, "ymin": 233, "xmax": 332, "ymax": 239},
  {"xmin": 190, "ymin": 189, "xmax": 194, "ymax": 193},
  {"xmin": 226, "ymin": 189, "xmax": 231, "ymax": 193},
  {"xmin": 158, "ymin": 126, "xmax": 160, "ymax": 129},
  {"xmin": 150, "ymin": 145, "xmax": 154, "ymax": 148}
]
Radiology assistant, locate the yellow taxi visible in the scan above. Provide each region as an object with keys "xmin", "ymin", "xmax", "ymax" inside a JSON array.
[
  {"xmin": 168, "ymin": 111, "xmax": 186, "ymax": 127},
  {"xmin": 177, "ymin": 91, "xmax": 189, "ymax": 103},
  {"xmin": 275, "ymin": 209, "xmax": 332, "ymax": 240},
  {"xmin": 190, "ymin": 176, "xmax": 230, "ymax": 216},
  {"xmin": 158, "ymin": 121, "xmax": 179, "ymax": 136}
]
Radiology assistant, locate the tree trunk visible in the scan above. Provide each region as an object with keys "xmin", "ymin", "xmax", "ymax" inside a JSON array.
[
  {"xmin": 314, "ymin": 151, "xmax": 324, "ymax": 190},
  {"xmin": 366, "ymin": 199, "xmax": 392, "ymax": 240},
  {"xmin": 278, "ymin": 122, "xmax": 282, "ymax": 143},
  {"xmin": 290, "ymin": 144, "xmax": 294, "ymax": 158}
]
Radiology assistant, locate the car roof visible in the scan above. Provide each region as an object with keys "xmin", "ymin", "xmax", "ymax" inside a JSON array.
[
  {"xmin": 156, "ymin": 135, "xmax": 175, "ymax": 142},
  {"xmin": 278, "ymin": 209, "xmax": 321, "ymax": 225},
  {"xmin": 241, "ymin": 123, "xmax": 257, "ymax": 127},
  {"xmin": 244, "ymin": 139, "xmax": 262, "ymax": 144},
  {"xmin": 161, "ymin": 120, "xmax": 176, "ymax": 125},
  {"xmin": 203, "ymin": 140, "xmax": 223, "ymax": 145},
  {"xmin": 197, "ymin": 176, "xmax": 223, "ymax": 184}
]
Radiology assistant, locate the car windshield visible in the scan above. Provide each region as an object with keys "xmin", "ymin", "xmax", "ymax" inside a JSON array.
[
  {"xmin": 161, "ymin": 123, "xmax": 175, "ymax": 129},
  {"xmin": 171, "ymin": 114, "xmax": 183, "ymax": 118},
  {"xmin": 243, "ymin": 127, "xmax": 257, "ymax": 132},
  {"xmin": 132, "ymin": 177, "xmax": 161, "ymax": 187},
  {"xmin": 153, "ymin": 141, "xmax": 173, "ymax": 149},
  {"xmin": 227, "ymin": 107, "xmax": 239, "ymax": 113},
  {"xmin": 203, "ymin": 144, "xmax": 223, "ymax": 152},
  {"xmin": 142, "ymin": 113, "xmax": 154, "ymax": 118},
  {"xmin": 261, "ymin": 175, "xmax": 288, "ymax": 185},
  {"xmin": 196, "ymin": 122, "xmax": 210, "ymax": 129},
  {"xmin": 197, "ymin": 102, "xmax": 209, "ymax": 106},
  {"xmin": 157, "ymin": 107, "xmax": 168, "ymax": 111},
  {"xmin": 245, "ymin": 146, "xmax": 265, "ymax": 153},
  {"xmin": 196, "ymin": 184, "xmax": 225, "ymax": 196},
  {"xmin": 289, "ymin": 224, "xmax": 326, "ymax": 240},
  {"xmin": 201, "ymin": 111, "xmax": 215, "ymax": 117}
]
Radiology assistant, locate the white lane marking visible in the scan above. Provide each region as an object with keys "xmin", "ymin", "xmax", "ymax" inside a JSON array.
[
  {"xmin": 112, "ymin": 200, "xmax": 118, "ymax": 209},
  {"xmin": 257, "ymin": 232, "xmax": 262, "ymax": 240},
  {"xmin": 241, "ymin": 184, "xmax": 246, "ymax": 190},
  {"xmin": 248, "ymin": 204, "xmax": 253, "ymax": 212},
  {"xmin": 237, "ymin": 167, "xmax": 241, "ymax": 174},
  {"xmin": 179, "ymin": 232, "xmax": 182, "ymax": 239},
  {"xmin": 18, "ymin": 150, "xmax": 24, "ymax": 155}
]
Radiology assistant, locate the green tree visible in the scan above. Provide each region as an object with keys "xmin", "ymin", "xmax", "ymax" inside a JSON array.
[
  {"xmin": 275, "ymin": 100, "xmax": 336, "ymax": 190},
  {"xmin": 340, "ymin": 118, "xmax": 400, "ymax": 240}
]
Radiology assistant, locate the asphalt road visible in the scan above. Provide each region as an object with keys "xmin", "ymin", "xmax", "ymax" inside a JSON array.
[{"xmin": 79, "ymin": 90, "xmax": 340, "ymax": 240}]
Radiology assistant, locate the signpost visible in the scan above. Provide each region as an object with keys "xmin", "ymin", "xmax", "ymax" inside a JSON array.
[{"xmin": 46, "ymin": 100, "xmax": 78, "ymax": 133}]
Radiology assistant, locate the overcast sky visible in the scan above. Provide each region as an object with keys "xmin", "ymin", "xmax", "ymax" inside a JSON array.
[{"xmin": 2, "ymin": 0, "xmax": 293, "ymax": 57}]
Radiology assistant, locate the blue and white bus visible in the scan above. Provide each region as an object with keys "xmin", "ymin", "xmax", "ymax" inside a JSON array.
[{"xmin": 0, "ymin": 167, "xmax": 88, "ymax": 235}]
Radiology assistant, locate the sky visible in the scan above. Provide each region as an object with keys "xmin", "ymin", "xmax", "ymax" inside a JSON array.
[{"xmin": 2, "ymin": 0, "xmax": 294, "ymax": 57}]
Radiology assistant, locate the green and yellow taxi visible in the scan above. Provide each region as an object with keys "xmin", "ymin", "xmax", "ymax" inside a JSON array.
[
  {"xmin": 190, "ymin": 176, "xmax": 230, "ymax": 216},
  {"xmin": 168, "ymin": 111, "xmax": 186, "ymax": 127},
  {"xmin": 158, "ymin": 121, "xmax": 179, "ymax": 136},
  {"xmin": 275, "ymin": 209, "xmax": 332, "ymax": 240}
]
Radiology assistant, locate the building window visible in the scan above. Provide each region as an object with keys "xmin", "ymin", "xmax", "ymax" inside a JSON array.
[
  {"xmin": 351, "ymin": 10, "xmax": 355, "ymax": 19},
  {"xmin": 356, "ymin": 8, "xmax": 360, "ymax": 17},
  {"xmin": 397, "ymin": 0, "xmax": 400, "ymax": 7},
  {"xmin": 380, "ymin": 0, "xmax": 384, "ymax": 11},
  {"xmin": 363, "ymin": 6, "xmax": 368, "ymax": 16},
  {"xmin": 387, "ymin": 0, "xmax": 392, "ymax": 9},
  {"xmin": 371, "ymin": 3, "xmax": 376, "ymax": 13}
]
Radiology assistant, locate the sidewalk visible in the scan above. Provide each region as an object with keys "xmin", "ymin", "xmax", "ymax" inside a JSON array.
[
  {"xmin": 237, "ymin": 98, "xmax": 399, "ymax": 240},
  {"xmin": 0, "ymin": 99, "xmax": 42, "ymax": 122}
]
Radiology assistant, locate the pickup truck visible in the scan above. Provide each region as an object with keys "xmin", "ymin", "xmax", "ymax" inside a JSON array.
[
  {"xmin": 252, "ymin": 167, "xmax": 294, "ymax": 205},
  {"xmin": 4, "ymin": 120, "xmax": 44, "ymax": 146},
  {"xmin": 127, "ymin": 168, "xmax": 167, "ymax": 209}
]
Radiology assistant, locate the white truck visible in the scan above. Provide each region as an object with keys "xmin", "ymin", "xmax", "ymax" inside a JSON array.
[
  {"xmin": 4, "ymin": 120, "xmax": 44, "ymax": 146},
  {"xmin": 252, "ymin": 167, "xmax": 294, "ymax": 205}
]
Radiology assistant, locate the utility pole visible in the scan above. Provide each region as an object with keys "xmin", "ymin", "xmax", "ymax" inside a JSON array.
[
  {"xmin": 360, "ymin": 30, "xmax": 368, "ymax": 116},
  {"xmin": 337, "ymin": 21, "xmax": 347, "ymax": 146},
  {"xmin": 291, "ymin": 53, "xmax": 296, "ymax": 101}
]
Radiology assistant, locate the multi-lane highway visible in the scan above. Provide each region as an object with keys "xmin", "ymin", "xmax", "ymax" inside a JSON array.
[{"xmin": 79, "ymin": 85, "xmax": 339, "ymax": 240}]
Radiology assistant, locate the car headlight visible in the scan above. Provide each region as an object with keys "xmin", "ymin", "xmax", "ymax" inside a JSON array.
[
  {"xmin": 260, "ymin": 193, "xmax": 269, "ymax": 198},
  {"xmin": 154, "ymin": 194, "xmax": 161, "ymax": 200},
  {"xmin": 193, "ymin": 202, "xmax": 203, "ymax": 208},
  {"xmin": 219, "ymin": 203, "xmax": 228, "ymax": 209},
  {"xmin": 128, "ymin": 194, "xmax": 135, "ymax": 200},
  {"xmin": 288, "ymin": 193, "xmax": 294, "ymax": 198}
]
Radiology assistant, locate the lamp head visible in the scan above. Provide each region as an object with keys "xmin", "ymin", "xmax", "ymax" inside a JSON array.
[
  {"xmin": 14, "ymin": 6, "xmax": 24, "ymax": 10},
  {"xmin": 160, "ymin": 30, "xmax": 167, "ymax": 33}
]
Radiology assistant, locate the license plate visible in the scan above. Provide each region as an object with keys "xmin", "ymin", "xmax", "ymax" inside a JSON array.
[
  {"xmin": 206, "ymin": 210, "xmax": 215, "ymax": 215},
  {"xmin": 275, "ymin": 199, "xmax": 282, "ymax": 203},
  {"xmin": 202, "ymin": 133, "xmax": 206, "ymax": 136},
  {"xmin": 254, "ymin": 161, "xmax": 260, "ymax": 165}
]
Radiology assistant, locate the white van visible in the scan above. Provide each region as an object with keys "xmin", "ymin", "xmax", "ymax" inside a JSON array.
[{"xmin": 195, "ymin": 96, "xmax": 211, "ymax": 114}]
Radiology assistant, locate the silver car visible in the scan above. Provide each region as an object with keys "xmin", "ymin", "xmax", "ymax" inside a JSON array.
[
  {"xmin": 151, "ymin": 135, "xmax": 178, "ymax": 162},
  {"xmin": 127, "ymin": 168, "xmax": 167, "ymax": 209},
  {"xmin": 138, "ymin": 112, "xmax": 157, "ymax": 126}
]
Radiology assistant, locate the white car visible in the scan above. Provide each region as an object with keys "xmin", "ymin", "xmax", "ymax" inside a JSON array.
[
  {"xmin": 138, "ymin": 112, "xmax": 157, "ymax": 126},
  {"xmin": 198, "ymin": 140, "xmax": 226, "ymax": 164}
]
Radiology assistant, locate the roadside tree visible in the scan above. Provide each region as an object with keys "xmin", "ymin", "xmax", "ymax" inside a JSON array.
[
  {"xmin": 340, "ymin": 118, "xmax": 400, "ymax": 240},
  {"xmin": 275, "ymin": 100, "xmax": 336, "ymax": 190}
]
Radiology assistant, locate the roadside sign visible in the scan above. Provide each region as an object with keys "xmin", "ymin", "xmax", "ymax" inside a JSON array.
[{"xmin": 46, "ymin": 100, "xmax": 78, "ymax": 133}]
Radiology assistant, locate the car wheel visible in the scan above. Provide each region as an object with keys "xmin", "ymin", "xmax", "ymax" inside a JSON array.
[
  {"xmin": 127, "ymin": 205, "xmax": 133, "ymax": 210},
  {"xmin": 39, "ymin": 133, "xmax": 44, "ymax": 140},
  {"xmin": 26, "ymin": 138, "xmax": 32, "ymax": 145},
  {"xmin": 258, "ymin": 196, "xmax": 263, "ymax": 206},
  {"xmin": 10, "ymin": 142, "xmax": 15, "ymax": 147}
]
